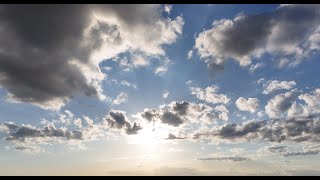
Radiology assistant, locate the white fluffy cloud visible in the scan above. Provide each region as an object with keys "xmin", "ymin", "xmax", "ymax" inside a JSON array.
[
  {"xmin": 190, "ymin": 85, "xmax": 230, "ymax": 104},
  {"xmin": 194, "ymin": 5, "xmax": 320, "ymax": 71},
  {"xmin": 113, "ymin": 92, "xmax": 128, "ymax": 105},
  {"xmin": 265, "ymin": 90, "xmax": 296, "ymax": 118},
  {"xmin": 263, "ymin": 80, "xmax": 296, "ymax": 94},
  {"xmin": 235, "ymin": 97, "xmax": 260, "ymax": 113},
  {"xmin": 298, "ymin": 88, "xmax": 320, "ymax": 115}
]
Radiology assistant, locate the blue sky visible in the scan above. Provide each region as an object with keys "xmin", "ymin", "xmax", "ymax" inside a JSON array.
[{"xmin": 0, "ymin": 4, "xmax": 320, "ymax": 175}]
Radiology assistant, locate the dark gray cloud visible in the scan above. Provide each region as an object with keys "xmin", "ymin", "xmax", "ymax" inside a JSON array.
[
  {"xmin": 125, "ymin": 122, "xmax": 143, "ymax": 135},
  {"xmin": 105, "ymin": 110, "xmax": 142, "ymax": 135},
  {"xmin": 165, "ymin": 133, "xmax": 187, "ymax": 140},
  {"xmin": 140, "ymin": 108, "xmax": 159, "ymax": 122},
  {"xmin": 193, "ymin": 116, "xmax": 320, "ymax": 143},
  {"xmin": 0, "ymin": 5, "xmax": 183, "ymax": 110},
  {"xmin": 0, "ymin": 5, "xmax": 101, "ymax": 110},
  {"xmin": 172, "ymin": 101, "xmax": 190, "ymax": 115},
  {"xmin": 282, "ymin": 150, "xmax": 320, "ymax": 157},
  {"xmin": 0, "ymin": 122, "xmax": 83, "ymax": 142},
  {"xmin": 267, "ymin": 146, "xmax": 288, "ymax": 153},
  {"xmin": 195, "ymin": 5, "xmax": 320, "ymax": 70},
  {"xmin": 198, "ymin": 156, "xmax": 249, "ymax": 162},
  {"xmin": 161, "ymin": 111, "xmax": 184, "ymax": 127},
  {"xmin": 107, "ymin": 111, "xmax": 127, "ymax": 129}
]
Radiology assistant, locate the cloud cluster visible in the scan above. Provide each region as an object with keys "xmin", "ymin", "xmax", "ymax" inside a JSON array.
[
  {"xmin": 190, "ymin": 85, "xmax": 230, "ymax": 104},
  {"xmin": 193, "ymin": 115, "xmax": 320, "ymax": 143},
  {"xmin": 198, "ymin": 156, "xmax": 249, "ymax": 162},
  {"xmin": 105, "ymin": 110, "xmax": 142, "ymax": 135},
  {"xmin": 235, "ymin": 97, "xmax": 260, "ymax": 113},
  {"xmin": 262, "ymin": 80, "xmax": 296, "ymax": 94},
  {"xmin": 0, "ymin": 122, "xmax": 84, "ymax": 146},
  {"xmin": 194, "ymin": 5, "xmax": 320, "ymax": 70},
  {"xmin": 0, "ymin": 5, "xmax": 183, "ymax": 110},
  {"xmin": 139, "ymin": 101, "xmax": 229, "ymax": 127},
  {"xmin": 264, "ymin": 88, "xmax": 320, "ymax": 118}
]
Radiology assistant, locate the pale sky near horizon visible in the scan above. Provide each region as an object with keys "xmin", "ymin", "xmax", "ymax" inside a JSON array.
[{"xmin": 0, "ymin": 4, "xmax": 320, "ymax": 175}]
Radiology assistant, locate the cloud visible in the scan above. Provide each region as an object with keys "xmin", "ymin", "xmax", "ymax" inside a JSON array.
[
  {"xmin": 154, "ymin": 66, "xmax": 168, "ymax": 74},
  {"xmin": 265, "ymin": 90, "xmax": 296, "ymax": 118},
  {"xmin": 249, "ymin": 63, "xmax": 264, "ymax": 73},
  {"xmin": 4, "ymin": 124, "xmax": 84, "ymax": 142},
  {"xmin": 105, "ymin": 110, "xmax": 142, "ymax": 135},
  {"xmin": 193, "ymin": 115, "xmax": 320, "ymax": 143},
  {"xmin": 235, "ymin": 97, "xmax": 260, "ymax": 113},
  {"xmin": 266, "ymin": 146, "xmax": 288, "ymax": 153},
  {"xmin": 132, "ymin": 54, "xmax": 149, "ymax": 68},
  {"xmin": 282, "ymin": 150, "xmax": 320, "ymax": 157},
  {"xmin": 263, "ymin": 80, "xmax": 296, "ymax": 94},
  {"xmin": 139, "ymin": 101, "xmax": 229, "ymax": 128},
  {"xmin": 165, "ymin": 133, "xmax": 187, "ymax": 140},
  {"xmin": 163, "ymin": 90, "xmax": 170, "ymax": 99},
  {"xmin": 13, "ymin": 146, "xmax": 44, "ymax": 154},
  {"xmin": 187, "ymin": 50, "xmax": 193, "ymax": 59},
  {"xmin": 194, "ymin": 5, "xmax": 320, "ymax": 70},
  {"xmin": 161, "ymin": 111, "xmax": 184, "ymax": 127},
  {"xmin": 190, "ymin": 85, "xmax": 230, "ymax": 104},
  {"xmin": 298, "ymin": 88, "xmax": 320, "ymax": 115},
  {"xmin": 74, "ymin": 118, "xmax": 82, "ymax": 128},
  {"xmin": 0, "ymin": 5, "xmax": 184, "ymax": 110},
  {"xmin": 198, "ymin": 156, "xmax": 249, "ymax": 162},
  {"xmin": 164, "ymin": 4, "xmax": 172, "ymax": 14},
  {"xmin": 113, "ymin": 92, "xmax": 128, "ymax": 105}
]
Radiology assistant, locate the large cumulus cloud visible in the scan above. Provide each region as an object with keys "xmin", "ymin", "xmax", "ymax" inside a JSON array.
[
  {"xmin": 0, "ymin": 5, "xmax": 184, "ymax": 110},
  {"xmin": 194, "ymin": 5, "xmax": 320, "ymax": 71}
]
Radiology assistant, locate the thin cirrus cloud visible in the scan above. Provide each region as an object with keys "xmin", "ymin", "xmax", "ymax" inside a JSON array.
[
  {"xmin": 0, "ymin": 4, "xmax": 184, "ymax": 111},
  {"xmin": 194, "ymin": 5, "xmax": 320, "ymax": 71}
]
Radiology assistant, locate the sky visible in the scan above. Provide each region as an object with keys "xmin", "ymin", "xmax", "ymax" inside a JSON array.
[{"xmin": 0, "ymin": 4, "xmax": 320, "ymax": 175}]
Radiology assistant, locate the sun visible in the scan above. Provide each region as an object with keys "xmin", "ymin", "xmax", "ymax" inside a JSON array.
[{"xmin": 127, "ymin": 123, "xmax": 167, "ymax": 151}]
